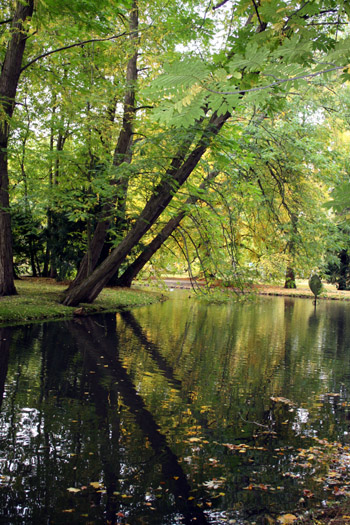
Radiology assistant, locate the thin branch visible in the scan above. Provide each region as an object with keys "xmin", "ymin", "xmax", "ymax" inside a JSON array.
[
  {"xmin": 308, "ymin": 21, "xmax": 349, "ymax": 26},
  {"xmin": 283, "ymin": 1, "xmax": 309, "ymax": 28},
  {"xmin": 0, "ymin": 18, "xmax": 12, "ymax": 25},
  {"xmin": 251, "ymin": 0, "xmax": 263, "ymax": 27},
  {"xmin": 201, "ymin": 66, "xmax": 345, "ymax": 96},
  {"xmin": 213, "ymin": 0, "xmax": 230, "ymax": 10},
  {"xmin": 21, "ymin": 32, "xmax": 128, "ymax": 72}
]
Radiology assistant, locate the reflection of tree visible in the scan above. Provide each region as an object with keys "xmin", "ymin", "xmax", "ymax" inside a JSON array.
[
  {"xmin": 79, "ymin": 342, "xmax": 121, "ymax": 524},
  {"xmin": 0, "ymin": 327, "xmax": 11, "ymax": 411},
  {"xmin": 120, "ymin": 310, "xmax": 182, "ymax": 388},
  {"xmin": 70, "ymin": 315, "xmax": 209, "ymax": 525}
]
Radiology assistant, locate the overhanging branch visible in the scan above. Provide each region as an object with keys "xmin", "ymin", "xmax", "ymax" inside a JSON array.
[
  {"xmin": 201, "ymin": 65, "xmax": 345, "ymax": 96},
  {"xmin": 20, "ymin": 32, "xmax": 128, "ymax": 72}
]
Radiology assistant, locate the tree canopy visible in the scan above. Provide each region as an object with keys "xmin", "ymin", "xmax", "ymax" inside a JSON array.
[{"xmin": 1, "ymin": 0, "xmax": 350, "ymax": 302}]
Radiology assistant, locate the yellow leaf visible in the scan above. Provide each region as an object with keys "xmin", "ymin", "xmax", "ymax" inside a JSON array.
[
  {"xmin": 277, "ymin": 514, "xmax": 298, "ymax": 524},
  {"xmin": 67, "ymin": 487, "xmax": 81, "ymax": 493},
  {"xmin": 90, "ymin": 482, "xmax": 103, "ymax": 489}
]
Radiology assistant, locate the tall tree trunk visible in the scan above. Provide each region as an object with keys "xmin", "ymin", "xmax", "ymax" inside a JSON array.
[
  {"xmin": 284, "ymin": 214, "xmax": 298, "ymax": 289},
  {"xmin": 284, "ymin": 266, "xmax": 296, "ymax": 289},
  {"xmin": 62, "ymin": 111, "xmax": 230, "ymax": 305},
  {"xmin": 68, "ymin": 0, "xmax": 139, "ymax": 290},
  {"xmin": 337, "ymin": 249, "xmax": 350, "ymax": 291},
  {"xmin": 0, "ymin": 0, "xmax": 34, "ymax": 295},
  {"xmin": 116, "ymin": 171, "xmax": 219, "ymax": 287}
]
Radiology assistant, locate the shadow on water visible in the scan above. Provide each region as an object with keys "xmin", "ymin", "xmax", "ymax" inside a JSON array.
[
  {"xmin": 0, "ymin": 314, "xmax": 209, "ymax": 524},
  {"xmin": 70, "ymin": 315, "xmax": 208, "ymax": 525},
  {"xmin": 2, "ymin": 297, "xmax": 350, "ymax": 523}
]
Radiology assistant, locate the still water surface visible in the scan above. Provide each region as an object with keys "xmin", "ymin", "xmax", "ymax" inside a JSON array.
[{"xmin": 1, "ymin": 294, "xmax": 350, "ymax": 524}]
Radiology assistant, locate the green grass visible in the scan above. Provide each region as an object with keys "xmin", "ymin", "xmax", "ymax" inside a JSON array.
[{"xmin": 0, "ymin": 279, "xmax": 164, "ymax": 326}]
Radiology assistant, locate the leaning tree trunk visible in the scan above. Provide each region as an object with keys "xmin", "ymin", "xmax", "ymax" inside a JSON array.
[
  {"xmin": 68, "ymin": 0, "xmax": 139, "ymax": 290},
  {"xmin": 62, "ymin": 112, "xmax": 230, "ymax": 306},
  {"xmin": 0, "ymin": 0, "xmax": 34, "ymax": 296},
  {"xmin": 116, "ymin": 171, "xmax": 219, "ymax": 287}
]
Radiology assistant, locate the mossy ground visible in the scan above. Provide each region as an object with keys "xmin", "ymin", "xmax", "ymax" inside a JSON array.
[{"xmin": 0, "ymin": 278, "xmax": 164, "ymax": 326}]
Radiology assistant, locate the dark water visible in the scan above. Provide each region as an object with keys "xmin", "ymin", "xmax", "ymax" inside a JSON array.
[{"xmin": 1, "ymin": 294, "xmax": 350, "ymax": 524}]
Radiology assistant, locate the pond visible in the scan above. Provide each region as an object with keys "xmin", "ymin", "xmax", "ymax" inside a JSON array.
[{"xmin": 1, "ymin": 294, "xmax": 350, "ymax": 524}]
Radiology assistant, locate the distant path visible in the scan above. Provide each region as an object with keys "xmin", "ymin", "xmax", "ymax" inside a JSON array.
[{"xmin": 135, "ymin": 278, "xmax": 350, "ymax": 301}]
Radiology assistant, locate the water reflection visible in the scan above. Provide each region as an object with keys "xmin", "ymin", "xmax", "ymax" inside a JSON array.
[
  {"xmin": 0, "ymin": 328, "xmax": 11, "ymax": 411},
  {"xmin": 1, "ymin": 296, "xmax": 350, "ymax": 523}
]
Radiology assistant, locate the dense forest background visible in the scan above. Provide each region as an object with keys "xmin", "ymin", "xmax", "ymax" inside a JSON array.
[{"xmin": 1, "ymin": 0, "xmax": 350, "ymax": 305}]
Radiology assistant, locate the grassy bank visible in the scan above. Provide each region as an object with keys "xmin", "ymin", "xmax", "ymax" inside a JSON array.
[{"xmin": 0, "ymin": 278, "xmax": 164, "ymax": 326}]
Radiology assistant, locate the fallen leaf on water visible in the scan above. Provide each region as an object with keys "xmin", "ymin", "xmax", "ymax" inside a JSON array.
[
  {"xmin": 90, "ymin": 482, "xmax": 103, "ymax": 489},
  {"xmin": 328, "ymin": 471, "xmax": 341, "ymax": 478},
  {"xmin": 277, "ymin": 514, "xmax": 298, "ymax": 524},
  {"xmin": 62, "ymin": 509, "xmax": 75, "ymax": 513},
  {"xmin": 325, "ymin": 393, "xmax": 340, "ymax": 396},
  {"xmin": 203, "ymin": 479, "xmax": 224, "ymax": 489},
  {"xmin": 303, "ymin": 489, "xmax": 314, "ymax": 498},
  {"xmin": 270, "ymin": 396, "xmax": 295, "ymax": 406},
  {"xmin": 243, "ymin": 483, "xmax": 272, "ymax": 492},
  {"xmin": 67, "ymin": 487, "xmax": 81, "ymax": 493}
]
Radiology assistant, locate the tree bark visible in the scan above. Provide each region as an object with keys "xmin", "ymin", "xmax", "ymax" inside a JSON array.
[
  {"xmin": 116, "ymin": 171, "xmax": 219, "ymax": 287},
  {"xmin": 337, "ymin": 249, "xmax": 350, "ymax": 290},
  {"xmin": 0, "ymin": 0, "xmax": 34, "ymax": 295},
  {"xmin": 68, "ymin": 0, "xmax": 139, "ymax": 290},
  {"xmin": 284, "ymin": 266, "xmax": 296, "ymax": 289},
  {"xmin": 62, "ymin": 111, "xmax": 230, "ymax": 305}
]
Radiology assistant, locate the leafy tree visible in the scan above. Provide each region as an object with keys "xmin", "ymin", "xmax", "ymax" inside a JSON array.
[
  {"xmin": 0, "ymin": 0, "xmax": 129, "ymax": 292},
  {"xmin": 63, "ymin": 0, "xmax": 350, "ymax": 305},
  {"xmin": 2, "ymin": 0, "xmax": 350, "ymax": 302},
  {"xmin": 0, "ymin": 0, "xmax": 34, "ymax": 295}
]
